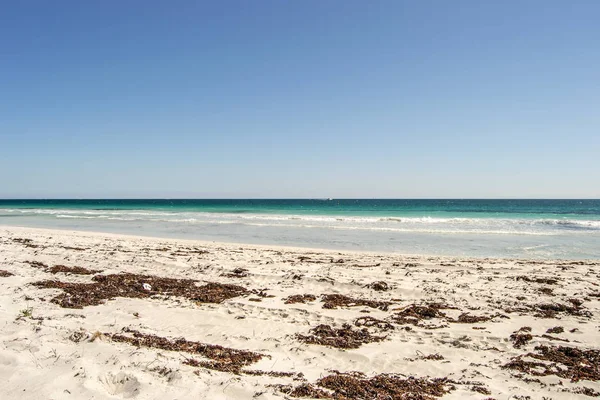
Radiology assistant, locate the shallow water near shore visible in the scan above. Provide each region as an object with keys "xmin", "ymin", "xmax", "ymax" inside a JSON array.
[{"xmin": 1, "ymin": 199, "xmax": 599, "ymax": 259}]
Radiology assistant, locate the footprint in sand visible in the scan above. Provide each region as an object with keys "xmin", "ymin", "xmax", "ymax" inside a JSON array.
[{"xmin": 99, "ymin": 372, "xmax": 140, "ymax": 398}]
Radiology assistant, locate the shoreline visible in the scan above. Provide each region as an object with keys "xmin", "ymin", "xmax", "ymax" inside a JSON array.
[
  {"xmin": 2, "ymin": 224, "xmax": 597, "ymax": 263},
  {"xmin": 1, "ymin": 223, "xmax": 433, "ymax": 259},
  {"xmin": 0, "ymin": 225, "xmax": 598, "ymax": 399},
  {"xmin": 3, "ymin": 200, "xmax": 600, "ymax": 260}
]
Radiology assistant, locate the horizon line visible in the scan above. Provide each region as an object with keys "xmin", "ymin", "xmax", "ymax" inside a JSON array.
[{"xmin": 1, "ymin": 198, "xmax": 599, "ymax": 201}]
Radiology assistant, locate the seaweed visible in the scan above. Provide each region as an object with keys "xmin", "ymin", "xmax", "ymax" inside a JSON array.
[
  {"xmin": 297, "ymin": 324, "xmax": 386, "ymax": 349},
  {"xmin": 26, "ymin": 261, "xmax": 100, "ymax": 275},
  {"xmin": 390, "ymin": 303, "xmax": 450, "ymax": 326},
  {"xmin": 276, "ymin": 383, "xmax": 333, "ymax": 399},
  {"xmin": 13, "ymin": 238, "xmax": 41, "ymax": 248},
  {"xmin": 365, "ymin": 281, "xmax": 389, "ymax": 291},
  {"xmin": 32, "ymin": 273, "xmax": 247, "ymax": 308},
  {"xmin": 510, "ymin": 334, "xmax": 533, "ymax": 349},
  {"xmin": 452, "ymin": 313, "xmax": 492, "ymax": 324},
  {"xmin": 222, "ymin": 268, "xmax": 248, "ymax": 278},
  {"xmin": 561, "ymin": 387, "xmax": 600, "ymax": 397},
  {"xmin": 503, "ymin": 345, "xmax": 600, "ymax": 382},
  {"xmin": 48, "ymin": 265, "xmax": 101, "ymax": 275},
  {"xmin": 406, "ymin": 352, "xmax": 445, "ymax": 362},
  {"xmin": 284, "ymin": 294, "xmax": 317, "ymax": 304},
  {"xmin": 280, "ymin": 373, "xmax": 453, "ymax": 400},
  {"xmin": 353, "ymin": 316, "xmax": 394, "ymax": 331},
  {"xmin": 25, "ymin": 261, "xmax": 49, "ymax": 269},
  {"xmin": 533, "ymin": 302, "xmax": 591, "ymax": 318},
  {"xmin": 546, "ymin": 326, "xmax": 564, "ymax": 334},
  {"xmin": 321, "ymin": 294, "xmax": 390, "ymax": 311},
  {"xmin": 107, "ymin": 328, "xmax": 263, "ymax": 374},
  {"xmin": 515, "ymin": 276, "xmax": 559, "ymax": 285}
]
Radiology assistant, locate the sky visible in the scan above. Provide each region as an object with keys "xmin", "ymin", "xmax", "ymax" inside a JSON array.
[{"xmin": 1, "ymin": 1, "xmax": 599, "ymax": 199}]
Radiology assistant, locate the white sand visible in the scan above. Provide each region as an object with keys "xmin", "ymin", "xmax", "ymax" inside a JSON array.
[{"xmin": 0, "ymin": 225, "xmax": 599, "ymax": 399}]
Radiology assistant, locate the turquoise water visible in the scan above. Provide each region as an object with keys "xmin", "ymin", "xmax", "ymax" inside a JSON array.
[{"xmin": 1, "ymin": 199, "xmax": 599, "ymax": 259}]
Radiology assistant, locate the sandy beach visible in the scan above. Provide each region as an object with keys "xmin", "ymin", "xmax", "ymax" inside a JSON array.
[{"xmin": 0, "ymin": 225, "xmax": 599, "ymax": 399}]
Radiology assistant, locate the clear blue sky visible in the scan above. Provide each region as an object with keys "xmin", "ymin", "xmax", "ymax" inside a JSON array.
[{"xmin": 1, "ymin": 1, "xmax": 599, "ymax": 198}]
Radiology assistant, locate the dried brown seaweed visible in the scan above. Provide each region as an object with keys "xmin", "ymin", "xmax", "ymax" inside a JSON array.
[
  {"xmin": 321, "ymin": 294, "xmax": 390, "ymax": 311},
  {"xmin": 275, "ymin": 383, "xmax": 333, "ymax": 399},
  {"xmin": 515, "ymin": 276, "xmax": 559, "ymax": 285},
  {"xmin": 281, "ymin": 373, "xmax": 453, "ymax": 400},
  {"xmin": 503, "ymin": 345, "xmax": 600, "ymax": 382},
  {"xmin": 561, "ymin": 387, "xmax": 600, "ymax": 397},
  {"xmin": 509, "ymin": 327, "xmax": 533, "ymax": 349},
  {"xmin": 32, "ymin": 273, "xmax": 247, "ymax": 308},
  {"xmin": 546, "ymin": 326, "xmax": 564, "ymax": 334},
  {"xmin": 452, "ymin": 313, "xmax": 492, "ymax": 323},
  {"xmin": 471, "ymin": 385, "xmax": 492, "ymax": 395},
  {"xmin": 222, "ymin": 267, "xmax": 248, "ymax": 278},
  {"xmin": 13, "ymin": 238, "xmax": 41, "ymax": 248},
  {"xmin": 243, "ymin": 370, "xmax": 298, "ymax": 378},
  {"xmin": 390, "ymin": 303, "xmax": 450, "ymax": 326},
  {"xmin": 541, "ymin": 334, "xmax": 570, "ymax": 342},
  {"xmin": 25, "ymin": 261, "xmax": 49, "ymax": 269},
  {"xmin": 365, "ymin": 281, "xmax": 389, "ymax": 291},
  {"xmin": 107, "ymin": 328, "xmax": 263, "ymax": 374},
  {"xmin": 26, "ymin": 261, "xmax": 101, "ymax": 275},
  {"xmin": 406, "ymin": 353, "xmax": 445, "ymax": 362},
  {"xmin": 538, "ymin": 287, "xmax": 554, "ymax": 296},
  {"xmin": 284, "ymin": 294, "xmax": 317, "ymax": 304},
  {"xmin": 48, "ymin": 265, "xmax": 101, "ymax": 275},
  {"xmin": 534, "ymin": 302, "xmax": 591, "ymax": 318},
  {"xmin": 297, "ymin": 324, "xmax": 385, "ymax": 349},
  {"xmin": 510, "ymin": 333, "xmax": 533, "ymax": 349},
  {"xmin": 353, "ymin": 316, "xmax": 394, "ymax": 331}
]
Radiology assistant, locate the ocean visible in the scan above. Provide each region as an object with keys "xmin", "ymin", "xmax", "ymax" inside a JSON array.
[{"xmin": 1, "ymin": 199, "xmax": 599, "ymax": 259}]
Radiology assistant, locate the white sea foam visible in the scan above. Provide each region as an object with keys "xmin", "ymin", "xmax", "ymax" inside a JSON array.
[
  {"xmin": 5, "ymin": 208, "xmax": 600, "ymax": 236},
  {"xmin": 3, "ymin": 207, "xmax": 600, "ymax": 259}
]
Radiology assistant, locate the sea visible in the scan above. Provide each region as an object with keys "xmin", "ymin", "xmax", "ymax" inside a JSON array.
[{"xmin": 1, "ymin": 199, "xmax": 599, "ymax": 259}]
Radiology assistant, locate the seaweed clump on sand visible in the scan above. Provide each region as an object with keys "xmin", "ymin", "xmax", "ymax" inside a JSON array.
[
  {"xmin": 561, "ymin": 387, "xmax": 600, "ymax": 397},
  {"xmin": 0, "ymin": 270, "xmax": 14, "ymax": 277},
  {"xmin": 406, "ymin": 353, "xmax": 445, "ymax": 362},
  {"xmin": 365, "ymin": 281, "xmax": 389, "ymax": 291},
  {"xmin": 533, "ymin": 300, "xmax": 591, "ymax": 319},
  {"xmin": 515, "ymin": 276, "xmax": 559, "ymax": 285},
  {"xmin": 279, "ymin": 383, "xmax": 333, "ymax": 399},
  {"xmin": 25, "ymin": 261, "xmax": 101, "ymax": 275},
  {"xmin": 503, "ymin": 345, "xmax": 600, "ymax": 382},
  {"xmin": 506, "ymin": 299, "xmax": 592, "ymax": 319},
  {"xmin": 354, "ymin": 316, "xmax": 394, "ymax": 331},
  {"xmin": 107, "ymin": 328, "xmax": 263, "ymax": 373},
  {"xmin": 278, "ymin": 372, "xmax": 454, "ymax": 399},
  {"xmin": 284, "ymin": 294, "xmax": 317, "ymax": 304},
  {"xmin": 546, "ymin": 326, "xmax": 564, "ymax": 334},
  {"xmin": 25, "ymin": 261, "xmax": 49, "ymax": 269},
  {"xmin": 32, "ymin": 273, "xmax": 247, "ymax": 309},
  {"xmin": 451, "ymin": 313, "xmax": 493, "ymax": 324},
  {"xmin": 510, "ymin": 327, "xmax": 533, "ymax": 349},
  {"xmin": 297, "ymin": 324, "xmax": 386, "ymax": 349},
  {"xmin": 222, "ymin": 268, "xmax": 248, "ymax": 278},
  {"xmin": 12, "ymin": 238, "xmax": 41, "ymax": 248},
  {"xmin": 321, "ymin": 294, "xmax": 391, "ymax": 311},
  {"xmin": 390, "ymin": 303, "xmax": 452, "ymax": 326},
  {"xmin": 48, "ymin": 265, "xmax": 101, "ymax": 275}
]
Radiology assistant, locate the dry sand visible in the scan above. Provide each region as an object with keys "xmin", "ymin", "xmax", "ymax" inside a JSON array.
[{"xmin": 0, "ymin": 225, "xmax": 599, "ymax": 399}]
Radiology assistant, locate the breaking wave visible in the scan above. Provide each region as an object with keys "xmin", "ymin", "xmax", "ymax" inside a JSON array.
[{"xmin": 2, "ymin": 208, "xmax": 599, "ymax": 235}]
